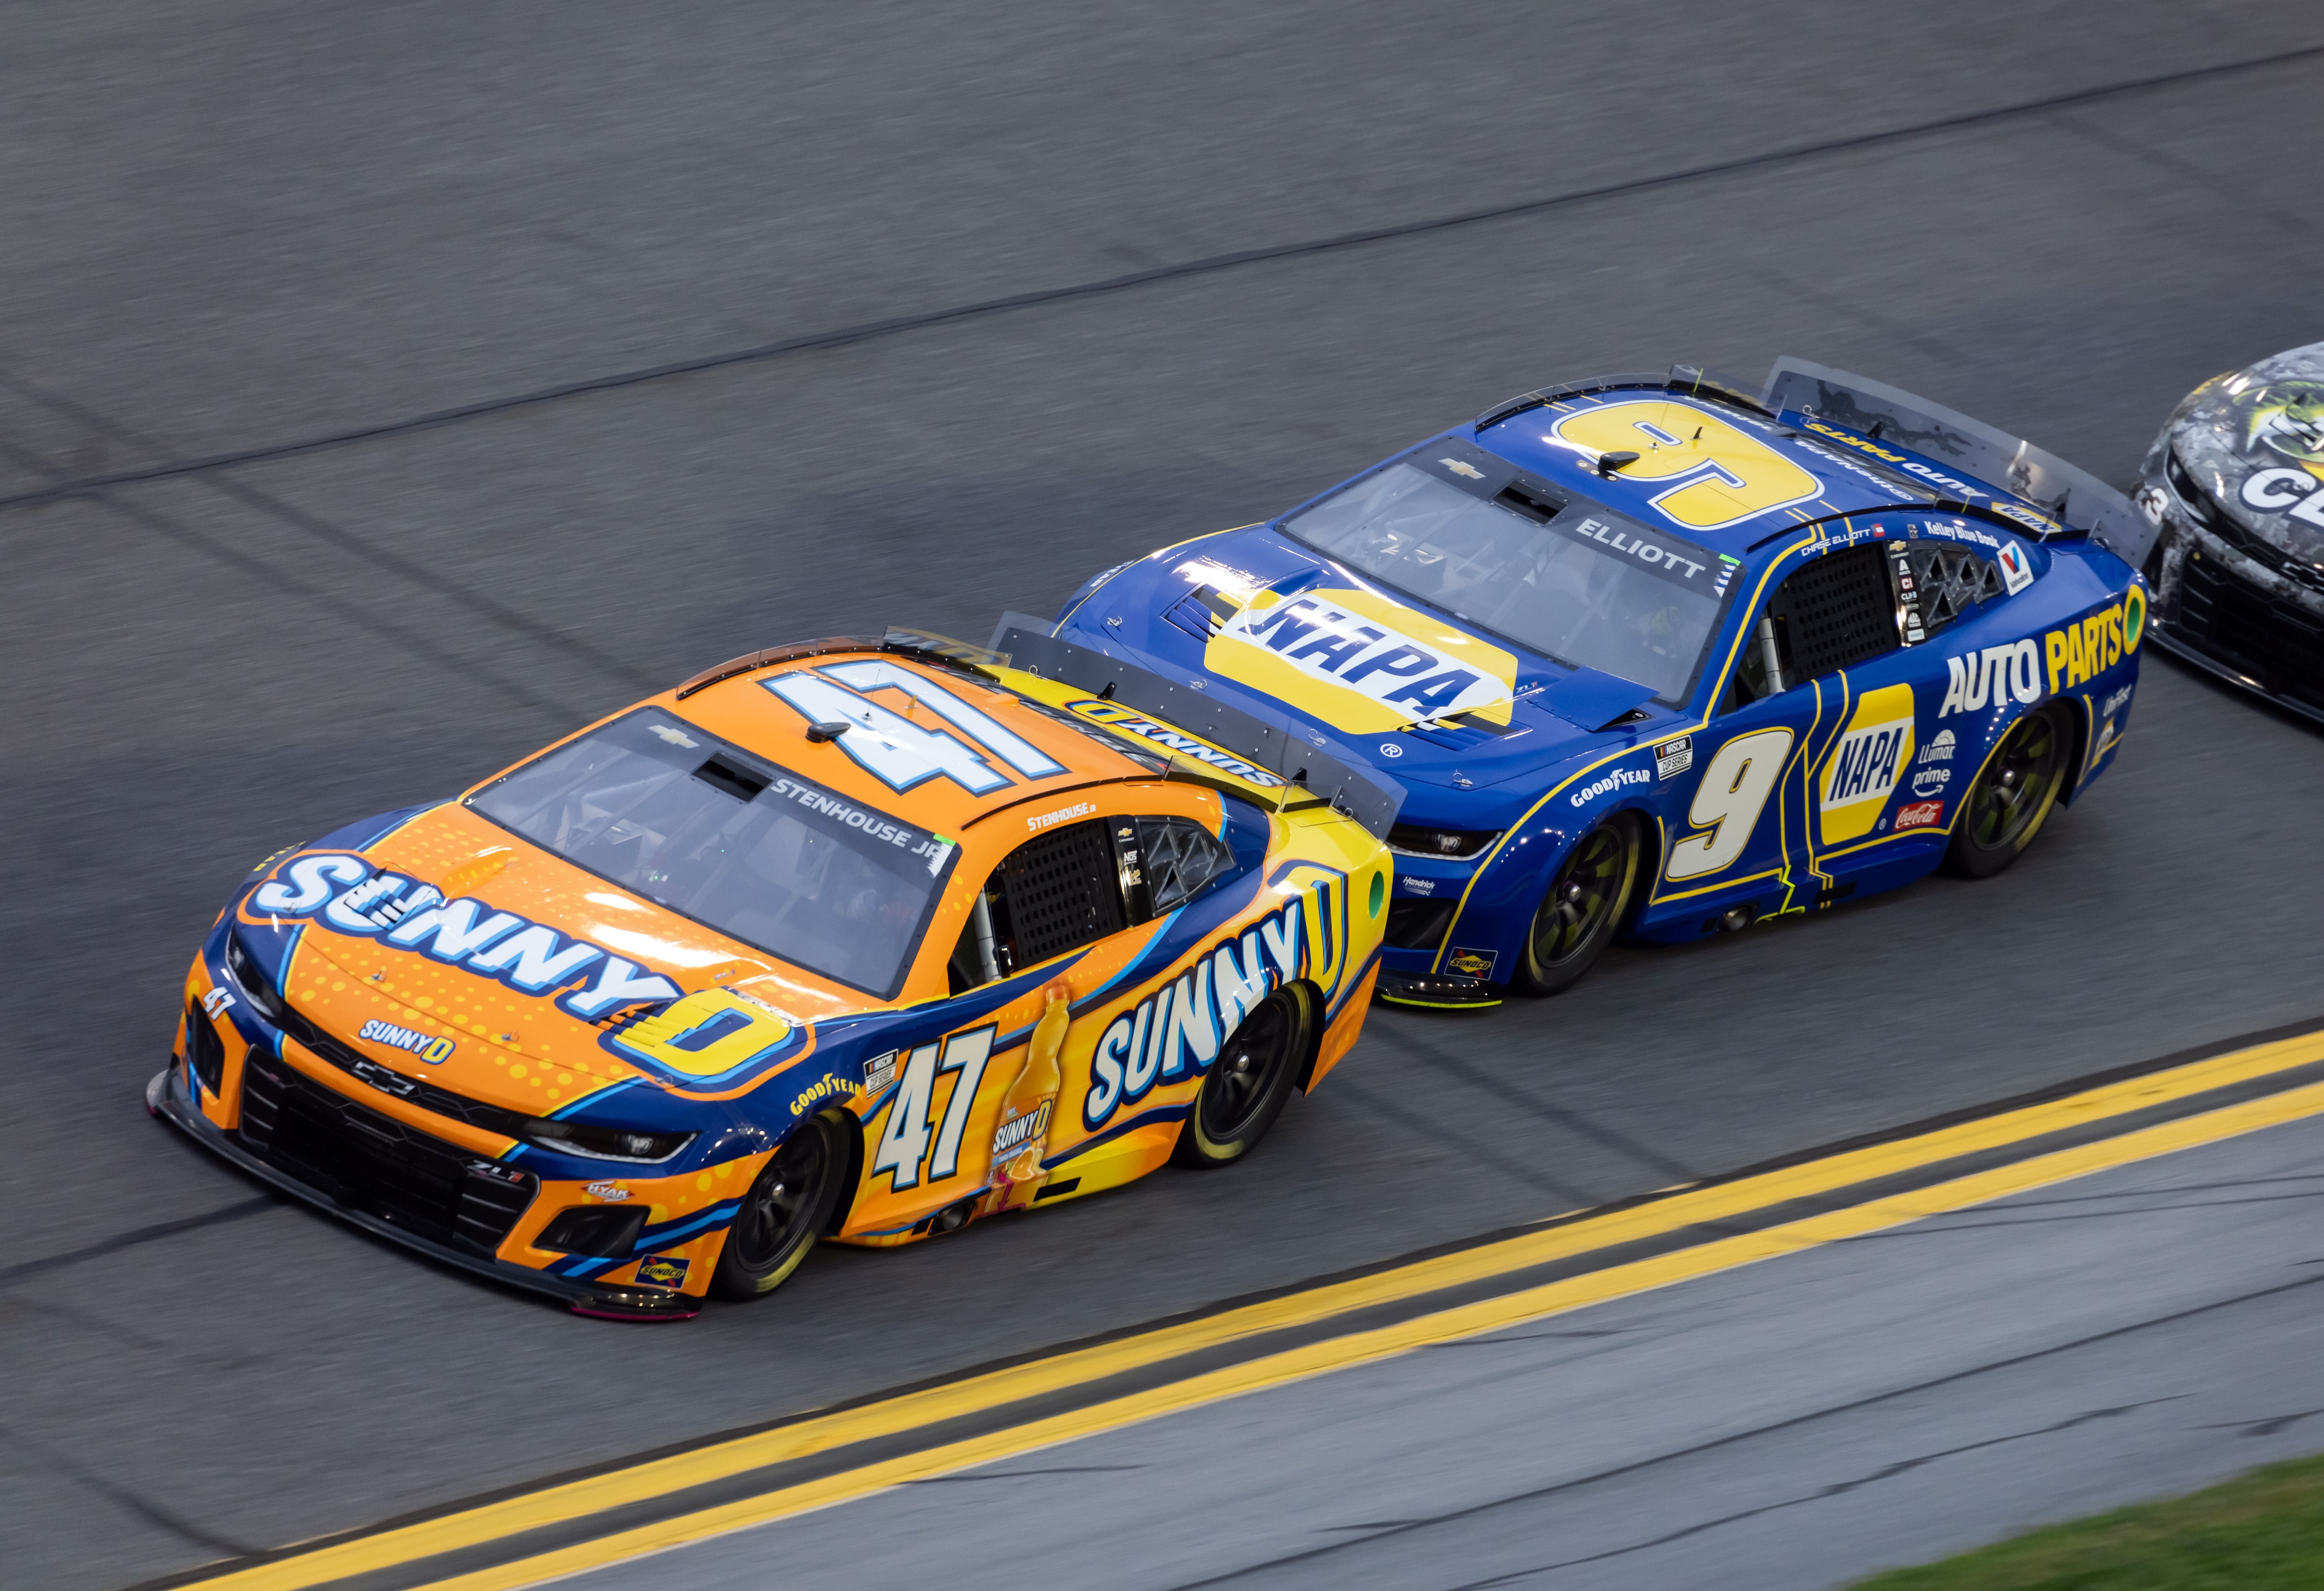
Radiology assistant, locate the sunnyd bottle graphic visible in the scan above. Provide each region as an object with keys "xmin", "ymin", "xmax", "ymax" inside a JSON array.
[{"xmin": 988, "ymin": 980, "xmax": 1069, "ymax": 1210}]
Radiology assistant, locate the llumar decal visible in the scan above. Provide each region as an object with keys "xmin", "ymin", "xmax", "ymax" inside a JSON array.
[{"xmin": 251, "ymin": 855, "xmax": 681, "ymax": 1018}]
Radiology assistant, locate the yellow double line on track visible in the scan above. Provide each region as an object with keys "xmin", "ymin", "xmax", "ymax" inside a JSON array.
[{"xmin": 180, "ymin": 1027, "xmax": 2324, "ymax": 1591}]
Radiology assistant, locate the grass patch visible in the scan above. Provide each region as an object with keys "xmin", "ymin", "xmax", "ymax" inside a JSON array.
[{"xmin": 1850, "ymin": 1451, "xmax": 2324, "ymax": 1589}]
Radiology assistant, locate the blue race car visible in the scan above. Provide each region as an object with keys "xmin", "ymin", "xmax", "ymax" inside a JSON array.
[{"xmin": 1033, "ymin": 361, "xmax": 2155, "ymax": 1008}]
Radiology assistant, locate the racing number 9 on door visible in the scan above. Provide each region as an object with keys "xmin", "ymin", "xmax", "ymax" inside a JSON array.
[{"xmin": 1665, "ymin": 729, "xmax": 1792, "ymax": 881}]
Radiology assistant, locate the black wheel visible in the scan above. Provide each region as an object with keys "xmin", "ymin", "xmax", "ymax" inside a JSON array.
[
  {"xmin": 1510, "ymin": 817, "xmax": 1639, "ymax": 997},
  {"xmin": 1173, "ymin": 983, "xmax": 1314, "ymax": 1168},
  {"xmin": 710, "ymin": 1110, "xmax": 850, "ymax": 1301},
  {"xmin": 1942, "ymin": 704, "xmax": 2073, "ymax": 880}
]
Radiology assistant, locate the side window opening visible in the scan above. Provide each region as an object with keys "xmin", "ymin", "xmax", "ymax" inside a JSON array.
[
  {"xmin": 1723, "ymin": 541, "xmax": 1923, "ymax": 712},
  {"xmin": 946, "ymin": 814, "xmax": 1239, "ymax": 993},
  {"xmin": 1904, "ymin": 543, "xmax": 2004, "ymax": 637}
]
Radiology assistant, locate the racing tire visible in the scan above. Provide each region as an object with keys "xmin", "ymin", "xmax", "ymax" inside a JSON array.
[
  {"xmin": 710, "ymin": 1109, "xmax": 851, "ymax": 1301},
  {"xmin": 1173, "ymin": 983, "xmax": 1315, "ymax": 1169},
  {"xmin": 1941, "ymin": 703, "xmax": 2073, "ymax": 880},
  {"xmin": 1509, "ymin": 816, "xmax": 1640, "ymax": 997}
]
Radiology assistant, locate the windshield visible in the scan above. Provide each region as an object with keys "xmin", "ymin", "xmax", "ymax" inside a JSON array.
[
  {"xmin": 1283, "ymin": 461, "xmax": 1734, "ymax": 703},
  {"xmin": 468, "ymin": 710, "xmax": 958, "ymax": 997}
]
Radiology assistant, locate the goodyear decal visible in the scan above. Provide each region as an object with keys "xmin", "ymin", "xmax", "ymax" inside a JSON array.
[
  {"xmin": 1206, "ymin": 587, "xmax": 1518, "ymax": 733},
  {"xmin": 2044, "ymin": 587, "xmax": 2144, "ymax": 693},
  {"xmin": 1067, "ymin": 699, "xmax": 1286, "ymax": 788},
  {"xmin": 789, "ymin": 1073, "xmax": 860, "ymax": 1117},
  {"xmin": 249, "ymin": 855, "xmax": 682, "ymax": 1019}
]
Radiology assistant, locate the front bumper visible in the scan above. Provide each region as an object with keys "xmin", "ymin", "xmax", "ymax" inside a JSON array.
[
  {"xmin": 2147, "ymin": 508, "xmax": 2324, "ymax": 727},
  {"xmin": 1375, "ymin": 968, "xmax": 1502, "ymax": 1009},
  {"xmin": 148, "ymin": 1062, "xmax": 697, "ymax": 1320}
]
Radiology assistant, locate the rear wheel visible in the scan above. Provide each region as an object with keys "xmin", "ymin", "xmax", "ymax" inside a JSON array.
[
  {"xmin": 1942, "ymin": 704, "xmax": 2073, "ymax": 879},
  {"xmin": 710, "ymin": 1110, "xmax": 850, "ymax": 1300},
  {"xmin": 1174, "ymin": 984, "xmax": 1314, "ymax": 1168},
  {"xmin": 1510, "ymin": 817, "xmax": 1639, "ymax": 997}
]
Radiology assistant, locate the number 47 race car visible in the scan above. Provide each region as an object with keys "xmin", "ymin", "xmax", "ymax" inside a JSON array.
[
  {"xmin": 155, "ymin": 631, "xmax": 1398, "ymax": 1318},
  {"xmin": 1047, "ymin": 359, "xmax": 2156, "ymax": 1008}
]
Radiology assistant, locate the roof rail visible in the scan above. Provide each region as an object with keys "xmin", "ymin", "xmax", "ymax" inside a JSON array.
[
  {"xmin": 985, "ymin": 612, "xmax": 1405, "ymax": 841},
  {"xmin": 673, "ymin": 636, "xmax": 879, "ymax": 699},
  {"xmin": 1762, "ymin": 356, "xmax": 2153, "ymax": 566},
  {"xmin": 1474, "ymin": 364, "xmax": 1773, "ymax": 433}
]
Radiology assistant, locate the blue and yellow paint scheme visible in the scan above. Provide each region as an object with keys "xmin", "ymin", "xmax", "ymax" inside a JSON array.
[
  {"xmin": 1050, "ymin": 362, "xmax": 2145, "ymax": 1006},
  {"xmin": 154, "ymin": 637, "xmax": 1391, "ymax": 1317}
]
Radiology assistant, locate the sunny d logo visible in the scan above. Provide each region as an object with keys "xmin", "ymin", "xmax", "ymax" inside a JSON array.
[
  {"xmin": 1820, "ymin": 684, "xmax": 1916, "ymax": 845},
  {"xmin": 1206, "ymin": 587, "xmax": 1518, "ymax": 734}
]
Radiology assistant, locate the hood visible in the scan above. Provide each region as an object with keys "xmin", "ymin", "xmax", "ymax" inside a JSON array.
[
  {"xmin": 2162, "ymin": 343, "xmax": 2324, "ymax": 575},
  {"xmin": 1067, "ymin": 526, "xmax": 1646, "ymax": 817},
  {"xmin": 234, "ymin": 802, "xmax": 863, "ymax": 1117}
]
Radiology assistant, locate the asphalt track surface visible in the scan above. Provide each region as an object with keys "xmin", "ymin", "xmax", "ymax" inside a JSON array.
[{"xmin": 4, "ymin": 5, "xmax": 2324, "ymax": 1588}]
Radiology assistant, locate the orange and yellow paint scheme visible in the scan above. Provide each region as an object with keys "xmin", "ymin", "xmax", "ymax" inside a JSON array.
[{"xmin": 155, "ymin": 633, "xmax": 1392, "ymax": 1318}]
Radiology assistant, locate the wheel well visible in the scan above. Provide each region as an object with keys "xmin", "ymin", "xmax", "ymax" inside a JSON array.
[
  {"xmin": 1607, "ymin": 808, "xmax": 1656, "ymax": 933},
  {"xmin": 2048, "ymin": 698, "xmax": 2092, "ymax": 805},
  {"xmin": 1287, "ymin": 978, "xmax": 1329, "ymax": 1093},
  {"xmin": 821, "ymin": 1108, "xmax": 866, "ymax": 1236}
]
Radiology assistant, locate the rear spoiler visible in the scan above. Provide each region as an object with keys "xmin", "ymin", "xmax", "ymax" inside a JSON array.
[
  {"xmin": 973, "ymin": 614, "xmax": 1406, "ymax": 842},
  {"xmin": 1762, "ymin": 357, "xmax": 2155, "ymax": 569}
]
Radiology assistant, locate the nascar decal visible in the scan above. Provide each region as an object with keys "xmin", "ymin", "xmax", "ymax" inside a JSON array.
[
  {"xmin": 250, "ymin": 855, "xmax": 682, "ymax": 1019},
  {"xmin": 1819, "ymin": 684, "xmax": 1915, "ymax": 845},
  {"xmin": 1205, "ymin": 587, "xmax": 1518, "ymax": 734},
  {"xmin": 1083, "ymin": 897, "xmax": 1306, "ymax": 1128},
  {"xmin": 2043, "ymin": 588, "xmax": 2144, "ymax": 693},
  {"xmin": 1066, "ymin": 699, "xmax": 1286, "ymax": 789},
  {"xmin": 1547, "ymin": 402, "xmax": 1820, "ymax": 529}
]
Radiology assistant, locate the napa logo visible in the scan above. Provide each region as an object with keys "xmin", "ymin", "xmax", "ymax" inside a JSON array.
[
  {"xmin": 1206, "ymin": 587, "xmax": 1518, "ymax": 734},
  {"xmin": 1083, "ymin": 870, "xmax": 1349, "ymax": 1130},
  {"xmin": 1819, "ymin": 684, "xmax": 1916, "ymax": 845},
  {"xmin": 249, "ymin": 854, "xmax": 683, "ymax": 1019}
]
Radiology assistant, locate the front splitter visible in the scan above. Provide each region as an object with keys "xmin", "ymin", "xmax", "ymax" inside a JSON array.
[{"xmin": 146, "ymin": 1065, "xmax": 699, "ymax": 1321}]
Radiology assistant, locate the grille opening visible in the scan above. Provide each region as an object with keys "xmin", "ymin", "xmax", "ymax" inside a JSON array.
[
  {"xmin": 2177, "ymin": 555, "xmax": 2324, "ymax": 711},
  {"xmin": 235, "ymin": 1057, "xmax": 537, "ymax": 1255},
  {"xmin": 693, "ymin": 754, "xmax": 769, "ymax": 803},
  {"xmin": 1385, "ymin": 898, "xmax": 1456, "ymax": 951},
  {"xmin": 537, "ymin": 1205, "xmax": 648, "ymax": 1257},
  {"xmin": 185, "ymin": 1005, "xmax": 225, "ymax": 1094},
  {"xmin": 1388, "ymin": 824, "xmax": 1499, "ymax": 859}
]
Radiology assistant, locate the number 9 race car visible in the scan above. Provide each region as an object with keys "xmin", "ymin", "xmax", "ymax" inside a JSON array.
[
  {"xmin": 154, "ymin": 630, "xmax": 1397, "ymax": 1318},
  {"xmin": 1046, "ymin": 359, "xmax": 2155, "ymax": 1009}
]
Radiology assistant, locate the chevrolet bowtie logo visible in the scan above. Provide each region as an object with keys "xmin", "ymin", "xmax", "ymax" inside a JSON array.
[{"xmin": 1439, "ymin": 458, "xmax": 1484, "ymax": 479}]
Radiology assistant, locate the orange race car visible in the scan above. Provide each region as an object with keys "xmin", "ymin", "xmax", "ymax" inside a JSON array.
[{"xmin": 153, "ymin": 630, "xmax": 1398, "ymax": 1318}]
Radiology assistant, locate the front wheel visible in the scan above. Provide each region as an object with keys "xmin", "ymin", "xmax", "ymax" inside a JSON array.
[
  {"xmin": 1942, "ymin": 703, "xmax": 2073, "ymax": 879},
  {"xmin": 1174, "ymin": 984, "xmax": 1314, "ymax": 1168},
  {"xmin": 1510, "ymin": 817, "xmax": 1639, "ymax": 997},
  {"xmin": 710, "ymin": 1110, "xmax": 851, "ymax": 1301}
]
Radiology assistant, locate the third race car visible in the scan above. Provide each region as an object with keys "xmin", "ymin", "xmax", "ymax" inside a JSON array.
[{"xmin": 1040, "ymin": 360, "xmax": 2155, "ymax": 1008}]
